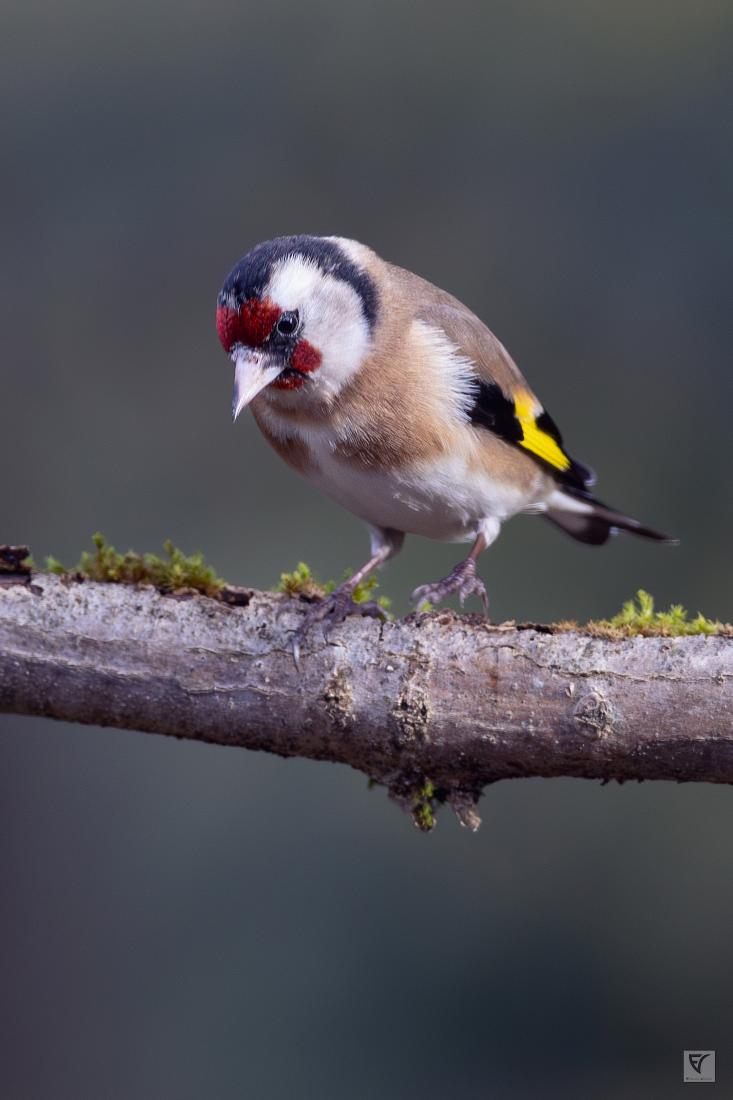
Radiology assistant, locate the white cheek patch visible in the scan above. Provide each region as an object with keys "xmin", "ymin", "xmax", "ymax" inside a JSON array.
[{"xmin": 265, "ymin": 255, "xmax": 371, "ymax": 398}]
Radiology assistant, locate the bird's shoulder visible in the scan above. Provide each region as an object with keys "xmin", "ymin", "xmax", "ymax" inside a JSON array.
[{"xmin": 377, "ymin": 261, "xmax": 529, "ymax": 390}]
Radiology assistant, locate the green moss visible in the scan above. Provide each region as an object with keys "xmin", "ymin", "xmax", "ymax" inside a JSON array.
[
  {"xmin": 337, "ymin": 571, "xmax": 392, "ymax": 615},
  {"xmin": 46, "ymin": 533, "xmax": 225, "ymax": 597},
  {"xmin": 277, "ymin": 562, "xmax": 326, "ymax": 600},
  {"xmin": 587, "ymin": 589, "xmax": 728, "ymax": 638},
  {"xmin": 412, "ymin": 780, "xmax": 436, "ymax": 832},
  {"xmin": 277, "ymin": 562, "xmax": 391, "ymax": 614}
]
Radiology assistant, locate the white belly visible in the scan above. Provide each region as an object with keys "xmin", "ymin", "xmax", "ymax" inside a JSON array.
[{"xmin": 307, "ymin": 447, "xmax": 536, "ymax": 542}]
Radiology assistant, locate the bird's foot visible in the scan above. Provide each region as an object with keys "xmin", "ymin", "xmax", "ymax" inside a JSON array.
[
  {"xmin": 412, "ymin": 558, "xmax": 489, "ymax": 613},
  {"xmin": 291, "ymin": 583, "xmax": 386, "ymax": 667}
]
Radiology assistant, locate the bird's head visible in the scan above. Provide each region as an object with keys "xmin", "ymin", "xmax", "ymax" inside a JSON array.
[{"xmin": 216, "ymin": 235, "xmax": 379, "ymax": 420}]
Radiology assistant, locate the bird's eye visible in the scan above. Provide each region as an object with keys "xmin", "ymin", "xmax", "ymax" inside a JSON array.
[{"xmin": 275, "ymin": 311, "xmax": 299, "ymax": 337}]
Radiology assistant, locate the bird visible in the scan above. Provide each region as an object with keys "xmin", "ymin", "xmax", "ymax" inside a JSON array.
[{"xmin": 216, "ymin": 234, "xmax": 675, "ymax": 647}]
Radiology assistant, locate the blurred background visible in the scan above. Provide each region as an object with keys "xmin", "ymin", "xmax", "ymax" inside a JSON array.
[{"xmin": 1, "ymin": 0, "xmax": 732, "ymax": 1095}]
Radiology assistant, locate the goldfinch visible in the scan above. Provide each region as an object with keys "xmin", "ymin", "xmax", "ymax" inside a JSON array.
[{"xmin": 216, "ymin": 235, "xmax": 674, "ymax": 637}]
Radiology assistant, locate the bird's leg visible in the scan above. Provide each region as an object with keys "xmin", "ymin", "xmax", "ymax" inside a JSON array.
[
  {"xmin": 291, "ymin": 528, "xmax": 403, "ymax": 664},
  {"xmin": 412, "ymin": 532, "xmax": 490, "ymax": 613}
]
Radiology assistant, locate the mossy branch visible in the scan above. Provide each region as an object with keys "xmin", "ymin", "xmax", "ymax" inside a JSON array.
[
  {"xmin": 18, "ymin": 537, "xmax": 729, "ymax": 639},
  {"xmin": 1, "ymin": 549, "xmax": 731, "ymax": 830}
]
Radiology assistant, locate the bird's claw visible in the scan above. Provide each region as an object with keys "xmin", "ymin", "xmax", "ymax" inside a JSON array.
[
  {"xmin": 291, "ymin": 588, "xmax": 387, "ymax": 666},
  {"xmin": 412, "ymin": 559, "xmax": 489, "ymax": 613}
]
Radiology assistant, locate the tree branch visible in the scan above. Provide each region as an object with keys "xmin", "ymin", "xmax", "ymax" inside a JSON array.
[{"xmin": 1, "ymin": 573, "xmax": 731, "ymax": 828}]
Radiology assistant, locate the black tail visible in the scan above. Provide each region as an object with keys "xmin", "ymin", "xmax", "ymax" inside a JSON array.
[{"xmin": 544, "ymin": 487, "xmax": 677, "ymax": 547}]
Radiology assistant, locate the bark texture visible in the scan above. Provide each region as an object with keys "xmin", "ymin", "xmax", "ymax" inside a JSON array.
[{"xmin": 1, "ymin": 574, "xmax": 731, "ymax": 828}]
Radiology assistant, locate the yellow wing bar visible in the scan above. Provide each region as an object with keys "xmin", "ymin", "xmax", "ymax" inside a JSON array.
[{"xmin": 513, "ymin": 389, "xmax": 571, "ymax": 472}]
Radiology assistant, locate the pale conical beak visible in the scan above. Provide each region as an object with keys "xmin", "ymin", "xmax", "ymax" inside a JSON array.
[{"xmin": 231, "ymin": 350, "xmax": 282, "ymax": 421}]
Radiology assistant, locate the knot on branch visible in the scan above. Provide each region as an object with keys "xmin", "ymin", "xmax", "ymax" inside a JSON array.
[
  {"xmin": 391, "ymin": 647, "xmax": 431, "ymax": 746},
  {"xmin": 572, "ymin": 690, "xmax": 615, "ymax": 738},
  {"xmin": 322, "ymin": 667, "xmax": 354, "ymax": 731}
]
